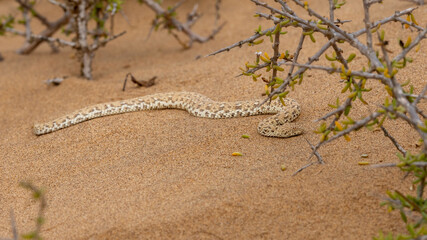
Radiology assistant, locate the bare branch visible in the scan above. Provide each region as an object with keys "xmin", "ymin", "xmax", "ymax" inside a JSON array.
[
  {"xmin": 76, "ymin": 0, "xmax": 92, "ymax": 79},
  {"xmin": 414, "ymin": 85, "xmax": 427, "ymax": 105},
  {"xmin": 290, "ymin": 0, "xmax": 354, "ymax": 41},
  {"xmin": 362, "ymin": 0, "xmax": 374, "ymax": 50},
  {"xmin": 48, "ymin": 0, "xmax": 67, "ymax": 11},
  {"xmin": 315, "ymin": 111, "xmax": 383, "ymax": 151},
  {"xmin": 405, "ymin": 94, "xmax": 427, "ymax": 99},
  {"xmin": 305, "ymin": 137, "xmax": 324, "ymax": 164},
  {"xmin": 90, "ymin": 31, "xmax": 126, "ymax": 52},
  {"xmin": 328, "ymin": 0, "xmax": 334, "ymax": 22},
  {"xmin": 168, "ymin": 0, "xmax": 186, "ymax": 15},
  {"xmin": 400, "ymin": 0, "xmax": 425, "ymax": 5},
  {"xmin": 21, "ymin": 0, "xmax": 32, "ymax": 43},
  {"xmin": 5, "ymin": 27, "xmax": 75, "ymax": 47},
  {"xmin": 352, "ymin": 7, "xmax": 420, "ymax": 38},
  {"xmin": 269, "ymin": 24, "xmax": 282, "ymax": 87},
  {"xmin": 236, "ymin": 61, "xmax": 270, "ymax": 77},
  {"xmin": 381, "ymin": 126, "xmax": 407, "ymax": 155},
  {"xmin": 279, "ymin": 62, "xmax": 393, "ymax": 86},
  {"xmin": 215, "ymin": 0, "xmax": 221, "ymax": 27},
  {"xmin": 372, "ymin": 162, "xmax": 427, "ymax": 168},
  {"xmin": 184, "ymin": 3, "xmax": 200, "ymax": 28},
  {"xmin": 10, "ymin": 209, "xmax": 17, "ymax": 240},
  {"xmin": 17, "ymin": 13, "xmax": 70, "ymax": 54},
  {"xmin": 15, "ymin": 0, "xmax": 51, "ymax": 27},
  {"xmin": 266, "ymin": 39, "xmax": 334, "ymax": 100},
  {"xmin": 206, "ymin": 25, "xmax": 276, "ymax": 57},
  {"xmin": 251, "ymin": 0, "xmax": 328, "ymax": 34},
  {"xmin": 292, "ymin": 161, "xmax": 316, "ymax": 176},
  {"xmin": 288, "ymin": 34, "xmax": 306, "ymax": 77},
  {"xmin": 393, "ymin": 25, "xmax": 427, "ymax": 63}
]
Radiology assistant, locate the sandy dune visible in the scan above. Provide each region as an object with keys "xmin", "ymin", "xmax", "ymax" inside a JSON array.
[{"xmin": 1, "ymin": 0, "xmax": 426, "ymax": 239}]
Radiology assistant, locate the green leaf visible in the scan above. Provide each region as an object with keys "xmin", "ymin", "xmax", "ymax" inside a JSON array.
[
  {"xmin": 22, "ymin": 232, "xmax": 37, "ymax": 239},
  {"xmin": 407, "ymin": 224, "xmax": 416, "ymax": 237},
  {"xmin": 400, "ymin": 209, "xmax": 408, "ymax": 223},
  {"xmin": 346, "ymin": 53, "xmax": 356, "ymax": 63},
  {"xmin": 344, "ymin": 105, "xmax": 351, "ymax": 116}
]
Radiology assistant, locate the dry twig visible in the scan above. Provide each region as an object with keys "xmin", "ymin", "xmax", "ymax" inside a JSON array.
[{"xmin": 122, "ymin": 73, "xmax": 157, "ymax": 91}]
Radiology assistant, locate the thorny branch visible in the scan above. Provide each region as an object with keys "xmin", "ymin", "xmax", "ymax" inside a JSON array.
[
  {"xmin": 380, "ymin": 126, "xmax": 407, "ymax": 155},
  {"xmin": 292, "ymin": 137, "xmax": 324, "ymax": 176},
  {"xmin": 208, "ymin": 0, "xmax": 427, "ymax": 175},
  {"xmin": 206, "ymin": 25, "xmax": 277, "ymax": 56}
]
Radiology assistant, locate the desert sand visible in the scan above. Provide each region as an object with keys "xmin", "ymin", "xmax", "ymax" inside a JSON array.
[{"xmin": 1, "ymin": 0, "xmax": 427, "ymax": 239}]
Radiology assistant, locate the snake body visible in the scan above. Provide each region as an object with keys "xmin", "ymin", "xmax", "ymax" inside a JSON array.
[{"xmin": 33, "ymin": 92, "xmax": 303, "ymax": 137}]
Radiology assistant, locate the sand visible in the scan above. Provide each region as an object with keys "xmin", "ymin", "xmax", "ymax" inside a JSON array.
[{"xmin": 1, "ymin": 0, "xmax": 426, "ymax": 239}]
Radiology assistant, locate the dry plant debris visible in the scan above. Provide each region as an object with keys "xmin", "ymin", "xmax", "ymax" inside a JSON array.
[
  {"xmin": 122, "ymin": 73, "xmax": 157, "ymax": 91},
  {"xmin": 44, "ymin": 76, "xmax": 68, "ymax": 86}
]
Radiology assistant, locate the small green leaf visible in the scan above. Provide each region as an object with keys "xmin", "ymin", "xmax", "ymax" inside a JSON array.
[
  {"xmin": 346, "ymin": 53, "xmax": 356, "ymax": 63},
  {"xmin": 400, "ymin": 209, "xmax": 408, "ymax": 223}
]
